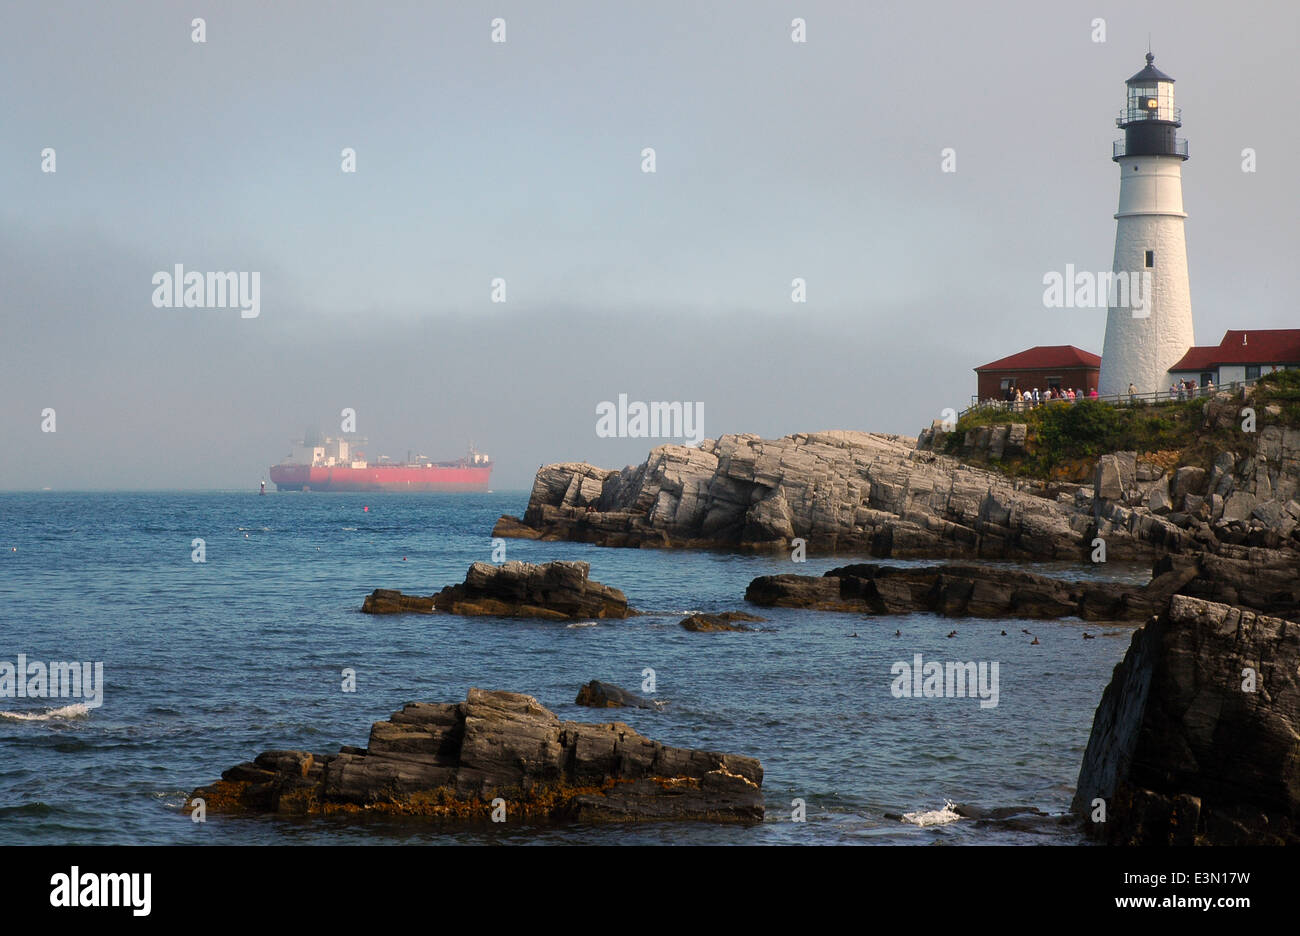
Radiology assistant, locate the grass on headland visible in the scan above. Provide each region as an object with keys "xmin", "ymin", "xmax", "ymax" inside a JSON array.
[{"xmin": 947, "ymin": 369, "xmax": 1300, "ymax": 479}]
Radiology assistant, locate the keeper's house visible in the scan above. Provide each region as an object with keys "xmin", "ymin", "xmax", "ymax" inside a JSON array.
[
  {"xmin": 974, "ymin": 345, "xmax": 1101, "ymax": 401},
  {"xmin": 1167, "ymin": 329, "xmax": 1300, "ymax": 387}
]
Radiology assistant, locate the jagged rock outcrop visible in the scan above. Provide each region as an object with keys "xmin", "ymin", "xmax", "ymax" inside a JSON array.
[
  {"xmin": 362, "ymin": 561, "xmax": 634, "ymax": 620},
  {"xmin": 679, "ymin": 611, "xmax": 765, "ymax": 632},
  {"xmin": 189, "ymin": 689, "xmax": 762, "ymax": 823},
  {"xmin": 493, "ymin": 432, "xmax": 1099, "ymax": 559},
  {"xmin": 1153, "ymin": 552, "xmax": 1300, "ymax": 621},
  {"xmin": 917, "ymin": 421, "xmax": 1028, "ymax": 459},
  {"xmin": 1072, "ymin": 596, "xmax": 1300, "ymax": 845},
  {"xmin": 574, "ymin": 681, "xmax": 659, "ymax": 709}
]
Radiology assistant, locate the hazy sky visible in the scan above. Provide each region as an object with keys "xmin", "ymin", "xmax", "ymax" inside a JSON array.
[{"xmin": 2, "ymin": 0, "xmax": 1296, "ymax": 490}]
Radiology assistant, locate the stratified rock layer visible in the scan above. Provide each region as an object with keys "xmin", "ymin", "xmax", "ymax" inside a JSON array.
[
  {"xmin": 189, "ymin": 689, "xmax": 762, "ymax": 823},
  {"xmin": 1072, "ymin": 596, "xmax": 1300, "ymax": 845}
]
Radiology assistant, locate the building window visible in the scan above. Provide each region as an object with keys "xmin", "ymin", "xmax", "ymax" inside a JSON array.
[
  {"xmin": 1144, "ymin": 250, "xmax": 1154, "ymax": 268},
  {"xmin": 1047, "ymin": 376, "xmax": 1062, "ymax": 390},
  {"xmin": 1245, "ymin": 365, "xmax": 1261, "ymax": 380},
  {"xmin": 1200, "ymin": 372, "xmax": 1214, "ymax": 387}
]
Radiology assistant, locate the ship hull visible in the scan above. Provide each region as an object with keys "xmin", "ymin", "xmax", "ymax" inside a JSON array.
[{"xmin": 269, "ymin": 464, "xmax": 491, "ymax": 492}]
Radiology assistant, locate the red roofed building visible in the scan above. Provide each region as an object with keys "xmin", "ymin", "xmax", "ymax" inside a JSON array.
[
  {"xmin": 974, "ymin": 345, "xmax": 1101, "ymax": 401},
  {"xmin": 1168, "ymin": 329, "xmax": 1300, "ymax": 387}
]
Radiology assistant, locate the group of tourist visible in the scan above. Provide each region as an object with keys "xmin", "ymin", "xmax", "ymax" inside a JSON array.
[
  {"xmin": 1170, "ymin": 377, "xmax": 1213, "ymax": 400},
  {"xmin": 975, "ymin": 374, "xmax": 1231, "ymax": 414},
  {"xmin": 997, "ymin": 385, "xmax": 1097, "ymax": 411}
]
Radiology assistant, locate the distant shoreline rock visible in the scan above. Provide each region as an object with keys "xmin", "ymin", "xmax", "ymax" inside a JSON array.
[
  {"xmin": 362, "ymin": 560, "xmax": 635, "ymax": 620},
  {"xmin": 188, "ymin": 689, "xmax": 762, "ymax": 824}
]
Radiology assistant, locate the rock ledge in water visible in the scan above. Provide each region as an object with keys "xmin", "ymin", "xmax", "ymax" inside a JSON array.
[
  {"xmin": 679, "ymin": 611, "xmax": 765, "ymax": 632},
  {"xmin": 574, "ymin": 680, "xmax": 659, "ymax": 709},
  {"xmin": 188, "ymin": 689, "xmax": 762, "ymax": 823},
  {"xmin": 362, "ymin": 560, "xmax": 634, "ymax": 620},
  {"xmin": 744, "ymin": 563, "xmax": 1184, "ymax": 622}
]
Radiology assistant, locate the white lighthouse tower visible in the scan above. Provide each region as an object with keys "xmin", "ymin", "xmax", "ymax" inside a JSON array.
[{"xmin": 1097, "ymin": 53, "xmax": 1195, "ymax": 396}]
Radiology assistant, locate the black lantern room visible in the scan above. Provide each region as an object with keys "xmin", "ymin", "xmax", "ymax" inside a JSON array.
[{"xmin": 1114, "ymin": 53, "xmax": 1188, "ymax": 161}]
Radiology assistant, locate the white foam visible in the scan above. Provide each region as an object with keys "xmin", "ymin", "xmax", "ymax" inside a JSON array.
[
  {"xmin": 565, "ymin": 621, "xmax": 599, "ymax": 629},
  {"xmin": 0, "ymin": 702, "xmax": 91, "ymax": 722},
  {"xmin": 901, "ymin": 800, "xmax": 961, "ymax": 827}
]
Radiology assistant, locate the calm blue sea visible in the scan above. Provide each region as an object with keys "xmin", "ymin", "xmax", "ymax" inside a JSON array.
[{"xmin": 0, "ymin": 491, "xmax": 1147, "ymax": 845}]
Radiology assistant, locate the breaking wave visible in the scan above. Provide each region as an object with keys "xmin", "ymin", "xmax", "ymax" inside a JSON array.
[
  {"xmin": 0, "ymin": 703, "xmax": 91, "ymax": 722},
  {"xmin": 901, "ymin": 800, "xmax": 961, "ymax": 826}
]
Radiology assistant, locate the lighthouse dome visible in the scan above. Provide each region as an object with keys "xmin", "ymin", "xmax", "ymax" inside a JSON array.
[{"xmin": 1127, "ymin": 52, "xmax": 1174, "ymax": 84}]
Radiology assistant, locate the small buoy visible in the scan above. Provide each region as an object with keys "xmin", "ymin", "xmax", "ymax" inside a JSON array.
[
  {"xmin": 946, "ymin": 630, "xmax": 957, "ymax": 638},
  {"xmin": 848, "ymin": 632, "xmax": 858, "ymax": 638},
  {"xmin": 403, "ymin": 557, "xmax": 407, "ymax": 561},
  {"xmin": 1000, "ymin": 630, "xmax": 1007, "ymax": 636},
  {"xmin": 894, "ymin": 629, "xmax": 901, "ymax": 637},
  {"xmin": 363, "ymin": 506, "xmax": 369, "ymax": 512},
  {"xmin": 1030, "ymin": 637, "xmax": 1040, "ymax": 645}
]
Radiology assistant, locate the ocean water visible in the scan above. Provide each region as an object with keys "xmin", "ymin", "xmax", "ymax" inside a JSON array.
[{"xmin": 0, "ymin": 492, "xmax": 1149, "ymax": 845}]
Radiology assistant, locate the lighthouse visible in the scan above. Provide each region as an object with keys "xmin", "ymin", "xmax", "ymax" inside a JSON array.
[{"xmin": 1097, "ymin": 53, "xmax": 1195, "ymax": 396}]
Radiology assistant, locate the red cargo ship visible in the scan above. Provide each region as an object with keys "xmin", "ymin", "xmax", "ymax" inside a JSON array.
[{"xmin": 269, "ymin": 434, "xmax": 491, "ymax": 492}]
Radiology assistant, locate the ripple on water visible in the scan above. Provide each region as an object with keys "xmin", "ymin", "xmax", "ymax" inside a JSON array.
[{"xmin": 0, "ymin": 491, "xmax": 1132, "ymax": 845}]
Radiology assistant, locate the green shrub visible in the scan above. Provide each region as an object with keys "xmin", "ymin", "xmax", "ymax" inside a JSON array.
[
  {"xmin": 1037, "ymin": 400, "xmax": 1122, "ymax": 458},
  {"xmin": 1257, "ymin": 368, "xmax": 1300, "ymax": 401}
]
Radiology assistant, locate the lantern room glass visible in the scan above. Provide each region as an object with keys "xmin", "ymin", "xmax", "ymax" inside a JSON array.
[{"xmin": 1126, "ymin": 82, "xmax": 1176, "ymax": 122}]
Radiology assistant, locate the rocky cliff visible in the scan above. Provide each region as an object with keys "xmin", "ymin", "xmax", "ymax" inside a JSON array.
[{"xmin": 1072, "ymin": 596, "xmax": 1300, "ymax": 845}]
